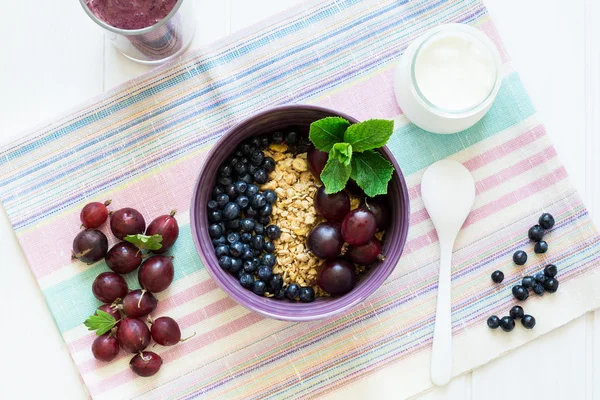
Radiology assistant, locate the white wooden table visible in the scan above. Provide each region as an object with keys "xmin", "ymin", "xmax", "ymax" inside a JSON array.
[{"xmin": 1, "ymin": 1, "xmax": 599, "ymax": 399}]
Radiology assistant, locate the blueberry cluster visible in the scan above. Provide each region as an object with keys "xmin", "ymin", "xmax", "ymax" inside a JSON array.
[
  {"xmin": 488, "ymin": 305, "xmax": 536, "ymax": 332},
  {"xmin": 487, "ymin": 213, "xmax": 558, "ymax": 331},
  {"xmin": 208, "ymin": 129, "xmax": 316, "ymax": 302}
]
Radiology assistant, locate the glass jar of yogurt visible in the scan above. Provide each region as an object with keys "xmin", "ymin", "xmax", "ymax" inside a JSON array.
[{"xmin": 394, "ymin": 24, "xmax": 502, "ymax": 134}]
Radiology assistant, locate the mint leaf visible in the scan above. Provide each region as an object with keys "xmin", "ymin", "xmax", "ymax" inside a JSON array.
[
  {"xmin": 124, "ymin": 234, "xmax": 163, "ymax": 251},
  {"xmin": 344, "ymin": 119, "xmax": 394, "ymax": 152},
  {"xmin": 331, "ymin": 143, "xmax": 352, "ymax": 166},
  {"xmin": 309, "ymin": 117, "xmax": 351, "ymax": 152},
  {"xmin": 84, "ymin": 310, "xmax": 118, "ymax": 336},
  {"xmin": 351, "ymin": 150, "xmax": 394, "ymax": 197},
  {"xmin": 321, "ymin": 157, "xmax": 351, "ymax": 194}
]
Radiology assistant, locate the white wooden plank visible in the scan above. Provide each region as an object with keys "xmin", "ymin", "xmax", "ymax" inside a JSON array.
[
  {"xmin": 104, "ymin": 0, "xmax": 230, "ymax": 89},
  {"xmin": 230, "ymin": 0, "xmax": 293, "ymax": 32},
  {"xmin": 0, "ymin": 0, "xmax": 104, "ymax": 144},
  {"xmin": 414, "ymin": 375, "xmax": 471, "ymax": 400},
  {"xmin": 472, "ymin": 316, "xmax": 588, "ymax": 400}
]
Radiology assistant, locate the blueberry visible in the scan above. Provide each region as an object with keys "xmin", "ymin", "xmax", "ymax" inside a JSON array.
[
  {"xmin": 249, "ymin": 137, "xmax": 262, "ymax": 148},
  {"xmin": 262, "ymin": 157, "xmax": 276, "ymax": 172},
  {"xmin": 263, "ymin": 241, "xmax": 275, "ymax": 253},
  {"xmin": 240, "ymin": 232, "xmax": 252, "ymax": 243},
  {"xmin": 261, "ymin": 253, "xmax": 276, "ymax": 268},
  {"xmin": 246, "ymin": 207, "xmax": 258, "ymax": 218},
  {"xmin": 544, "ymin": 278, "xmax": 559, "ymax": 293},
  {"xmin": 299, "ymin": 287, "xmax": 316, "ymax": 303},
  {"xmin": 528, "ymin": 225, "xmax": 545, "ymax": 242},
  {"xmin": 253, "ymin": 169, "xmax": 269, "ymax": 184},
  {"xmin": 234, "ymin": 181, "xmax": 248, "ymax": 194},
  {"xmin": 218, "ymin": 256, "xmax": 232, "ymax": 271},
  {"xmin": 513, "ymin": 250, "xmax": 527, "ymax": 265},
  {"xmin": 252, "ymin": 249, "xmax": 262, "ymax": 257},
  {"xmin": 271, "ymin": 131, "xmax": 284, "ymax": 144},
  {"xmin": 250, "ymin": 194, "xmax": 267, "ymax": 209},
  {"xmin": 269, "ymin": 274, "xmax": 283, "ymax": 292},
  {"xmin": 236, "ymin": 196, "xmax": 249, "ymax": 209},
  {"xmin": 209, "ymin": 224, "xmax": 223, "ymax": 238},
  {"xmin": 219, "ymin": 164, "xmax": 232, "ymax": 177},
  {"xmin": 263, "ymin": 190, "xmax": 277, "ymax": 204},
  {"xmin": 223, "ymin": 202, "xmax": 241, "ymax": 220},
  {"xmin": 259, "ymin": 204, "xmax": 273, "ymax": 217},
  {"xmin": 248, "ymin": 164, "xmax": 258, "ymax": 174},
  {"xmin": 295, "ymin": 138, "xmax": 312, "ymax": 153},
  {"xmin": 512, "ymin": 285, "xmax": 529, "ymax": 301},
  {"xmin": 239, "ymin": 174, "xmax": 253, "ymax": 183},
  {"xmin": 259, "ymin": 135, "xmax": 270, "ymax": 148},
  {"xmin": 207, "ymin": 210, "xmax": 222, "ymax": 223},
  {"xmin": 539, "ymin": 213, "xmax": 555, "ymax": 230},
  {"xmin": 226, "ymin": 219, "xmax": 241, "ymax": 231},
  {"xmin": 234, "ymin": 150, "xmax": 244, "ymax": 158},
  {"xmin": 487, "ymin": 315, "xmax": 500, "ymax": 329},
  {"xmin": 534, "ymin": 272, "xmax": 547, "ymax": 284},
  {"xmin": 207, "ymin": 200, "xmax": 219, "ymax": 211},
  {"xmin": 240, "ymin": 218, "xmax": 255, "ymax": 232},
  {"xmin": 212, "ymin": 185, "xmax": 224, "ymax": 198},
  {"xmin": 242, "ymin": 250, "xmax": 255, "ymax": 261},
  {"xmin": 266, "ymin": 225, "xmax": 281, "ymax": 240},
  {"xmin": 239, "ymin": 273, "xmax": 254, "ymax": 289},
  {"xmin": 522, "ymin": 315, "xmax": 536, "ymax": 329},
  {"xmin": 509, "ymin": 305, "xmax": 524, "ymax": 320},
  {"xmin": 229, "ymin": 242, "xmax": 244, "ymax": 258},
  {"xmin": 246, "ymin": 184, "xmax": 259, "ymax": 197},
  {"xmin": 240, "ymin": 157, "xmax": 249, "ymax": 165},
  {"xmin": 285, "ymin": 283, "xmax": 300, "ymax": 300},
  {"xmin": 522, "ymin": 276, "xmax": 535, "ymax": 288},
  {"xmin": 258, "ymin": 216, "xmax": 271, "ymax": 225},
  {"xmin": 212, "ymin": 236, "xmax": 227, "ymax": 247},
  {"xmin": 491, "ymin": 270, "xmax": 504, "ymax": 283},
  {"xmin": 285, "ymin": 130, "xmax": 299, "ymax": 145},
  {"xmin": 254, "ymin": 223, "xmax": 264, "ymax": 235},
  {"xmin": 251, "ymin": 235, "xmax": 265, "ymax": 251},
  {"xmin": 234, "ymin": 162, "xmax": 248, "ymax": 176},
  {"xmin": 228, "ymin": 157, "xmax": 240, "ymax": 167},
  {"xmin": 230, "ymin": 258, "xmax": 243, "ymax": 273},
  {"xmin": 215, "ymin": 245, "xmax": 229, "ymax": 258},
  {"xmin": 226, "ymin": 232, "xmax": 240, "ymax": 244},
  {"xmin": 500, "ymin": 316, "xmax": 515, "ymax": 332},
  {"xmin": 243, "ymin": 260, "xmax": 257, "ymax": 273},
  {"xmin": 241, "ymin": 143, "xmax": 254, "ymax": 156},
  {"xmin": 218, "ymin": 176, "xmax": 233, "ymax": 186},
  {"xmin": 534, "ymin": 241, "xmax": 548, "ymax": 254},
  {"xmin": 544, "ymin": 264, "xmax": 557, "ymax": 278},
  {"xmin": 274, "ymin": 288, "xmax": 286, "ymax": 299},
  {"xmin": 532, "ymin": 284, "xmax": 545, "ymax": 296},
  {"xmin": 258, "ymin": 266, "xmax": 273, "ymax": 281},
  {"xmin": 252, "ymin": 280, "xmax": 267, "ymax": 296},
  {"xmin": 250, "ymin": 149, "xmax": 264, "ymax": 165},
  {"xmin": 224, "ymin": 184, "xmax": 237, "ymax": 198},
  {"xmin": 215, "ymin": 194, "xmax": 229, "ymax": 209}
]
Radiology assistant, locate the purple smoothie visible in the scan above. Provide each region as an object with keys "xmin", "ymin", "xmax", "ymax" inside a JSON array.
[{"xmin": 86, "ymin": 0, "xmax": 179, "ymax": 30}]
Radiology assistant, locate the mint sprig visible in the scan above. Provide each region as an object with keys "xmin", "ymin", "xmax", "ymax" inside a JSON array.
[
  {"xmin": 124, "ymin": 234, "xmax": 163, "ymax": 251},
  {"xmin": 84, "ymin": 310, "xmax": 118, "ymax": 336},
  {"xmin": 309, "ymin": 118, "xmax": 395, "ymax": 196}
]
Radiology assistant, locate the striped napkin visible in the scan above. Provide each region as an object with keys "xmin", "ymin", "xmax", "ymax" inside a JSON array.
[{"xmin": 1, "ymin": 0, "xmax": 600, "ymax": 399}]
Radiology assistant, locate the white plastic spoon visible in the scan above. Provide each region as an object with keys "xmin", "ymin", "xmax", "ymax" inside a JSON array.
[{"xmin": 421, "ymin": 159, "xmax": 476, "ymax": 386}]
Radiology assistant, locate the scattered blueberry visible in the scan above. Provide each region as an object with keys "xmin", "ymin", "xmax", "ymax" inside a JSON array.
[
  {"xmin": 491, "ymin": 270, "xmax": 504, "ymax": 283},
  {"xmin": 487, "ymin": 315, "xmax": 501, "ymax": 329},
  {"xmin": 208, "ymin": 210, "xmax": 222, "ymax": 223},
  {"xmin": 299, "ymin": 287, "xmax": 316, "ymax": 303},
  {"xmin": 539, "ymin": 213, "xmax": 555, "ymax": 230},
  {"xmin": 215, "ymin": 245, "xmax": 229, "ymax": 258},
  {"xmin": 252, "ymin": 280, "xmax": 267, "ymax": 296},
  {"xmin": 544, "ymin": 264, "xmax": 557, "ymax": 278},
  {"xmin": 239, "ymin": 273, "xmax": 254, "ymax": 289},
  {"xmin": 207, "ymin": 200, "xmax": 219, "ymax": 211},
  {"xmin": 240, "ymin": 218, "xmax": 255, "ymax": 232},
  {"xmin": 521, "ymin": 315, "xmax": 536, "ymax": 329},
  {"xmin": 528, "ymin": 225, "xmax": 545, "ymax": 242},
  {"xmin": 532, "ymin": 284, "xmax": 545, "ymax": 296},
  {"xmin": 234, "ymin": 181, "xmax": 248, "ymax": 194},
  {"xmin": 261, "ymin": 253, "xmax": 276, "ymax": 268},
  {"xmin": 269, "ymin": 274, "xmax": 283, "ymax": 292},
  {"xmin": 534, "ymin": 272, "xmax": 547, "ymax": 284},
  {"xmin": 266, "ymin": 225, "xmax": 281, "ymax": 240},
  {"xmin": 218, "ymin": 256, "xmax": 232, "ymax": 271},
  {"xmin": 543, "ymin": 278, "xmax": 559, "ymax": 293},
  {"xmin": 253, "ymin": 169, "xmax": 269, "ymax": 184},
  {"xmin": 250, "ymin": 149, "xmax": 264, "ymax": 165},
  {"xmin": 513, "ymin": 250, "xmax": 527, "ymax": 265},
  {"xmin": 242, "ymin": 250, "xmax": 254, "ymax": 261},
  {"xmin": 223, "ymin": 202, "xmax": 241, "ymax": 220},
  {"xmin": 229, "ymin": 242, "xmax": 244, "ymax": 258},
  {"xmin": 500, "ymin": 316, "xmax": 515, "ymax": 332},
  {"xmin": 509, "ymin": 305, "xmax": 524, "ymax": 320},
  {"xmin": 521, "ymin": 276, "xmax": 535, "ymax": 288},
  {"xmin": 251, "ymin": 235, "xmax": 265, "ymax": 251},
  {"xmin": 534, "ymin": 241, "xmax": 548, "ymax": 254},
  {"xmin": 259, "ymin": 204, "xmax": 273, "ymax": 217},
  {"xmin": 230, "ymin": 258, "xmax": 243, "ymax": 273},
  {"xmin": 285, "ymin": 283, "xmax": 300, "ymax": 300},
  {"xmin": 512, "ymin": 285, "xmax": 529, "ymax": 301},
  {"xmin": 257, "ymin": 266, "xmax": 273, "ymax": 282},
  {"xmin": 224, "ymin": 184, "xmax": 237, "ymax": 198},
  {"xmin": 250, "ymin": 194, "xmax": 267, "ymax": 209},
  {"xmin": 246, "ymin": 184, "xmax": 259, "ymax": 197},
  {"xmin": 209, "ymin": 224, "xmax": 223, "ymax": 238},
  {"xmin": 264, "ymin": 190, "xmax": 277, "ymax": 204},
  {"xmin": 235, "ymin": 196, "xmax": 250, "ymax": 209},
  {"xmin": 263, "ymin": 241, "xmax": 275, "ymax": 253},
  {"xmin": 240, "ymin": 232, "xmax": 252, "ymax": 243},
  {"xmin": 262, "ymin": 157, "xmax": 276, "ymax": 172}
]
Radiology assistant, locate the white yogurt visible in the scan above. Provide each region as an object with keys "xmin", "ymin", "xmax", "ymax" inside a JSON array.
[{"xmin": 395, "ymin": 24, "xmax": 502, "ymax": 134}]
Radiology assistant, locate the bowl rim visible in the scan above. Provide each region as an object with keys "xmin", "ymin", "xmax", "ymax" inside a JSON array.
[{"xmin": 190, "ymin": 104, "xmax": 411, "ymax": 321}]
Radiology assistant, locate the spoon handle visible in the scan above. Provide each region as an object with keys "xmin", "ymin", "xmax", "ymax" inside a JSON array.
[{"xmin": 431, "ymin": 240, "xmax": 453, "ymax": 386}]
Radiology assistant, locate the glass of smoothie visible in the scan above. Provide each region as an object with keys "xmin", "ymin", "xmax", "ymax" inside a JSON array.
[{"xmin": 80, "ymin": 0, "xmax": 196, "ymax": 65}]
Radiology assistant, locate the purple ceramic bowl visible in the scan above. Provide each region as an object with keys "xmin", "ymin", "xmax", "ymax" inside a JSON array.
[{"xmin": 190, "ymin": 105, "xmax": 410, "ymax": 321}]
